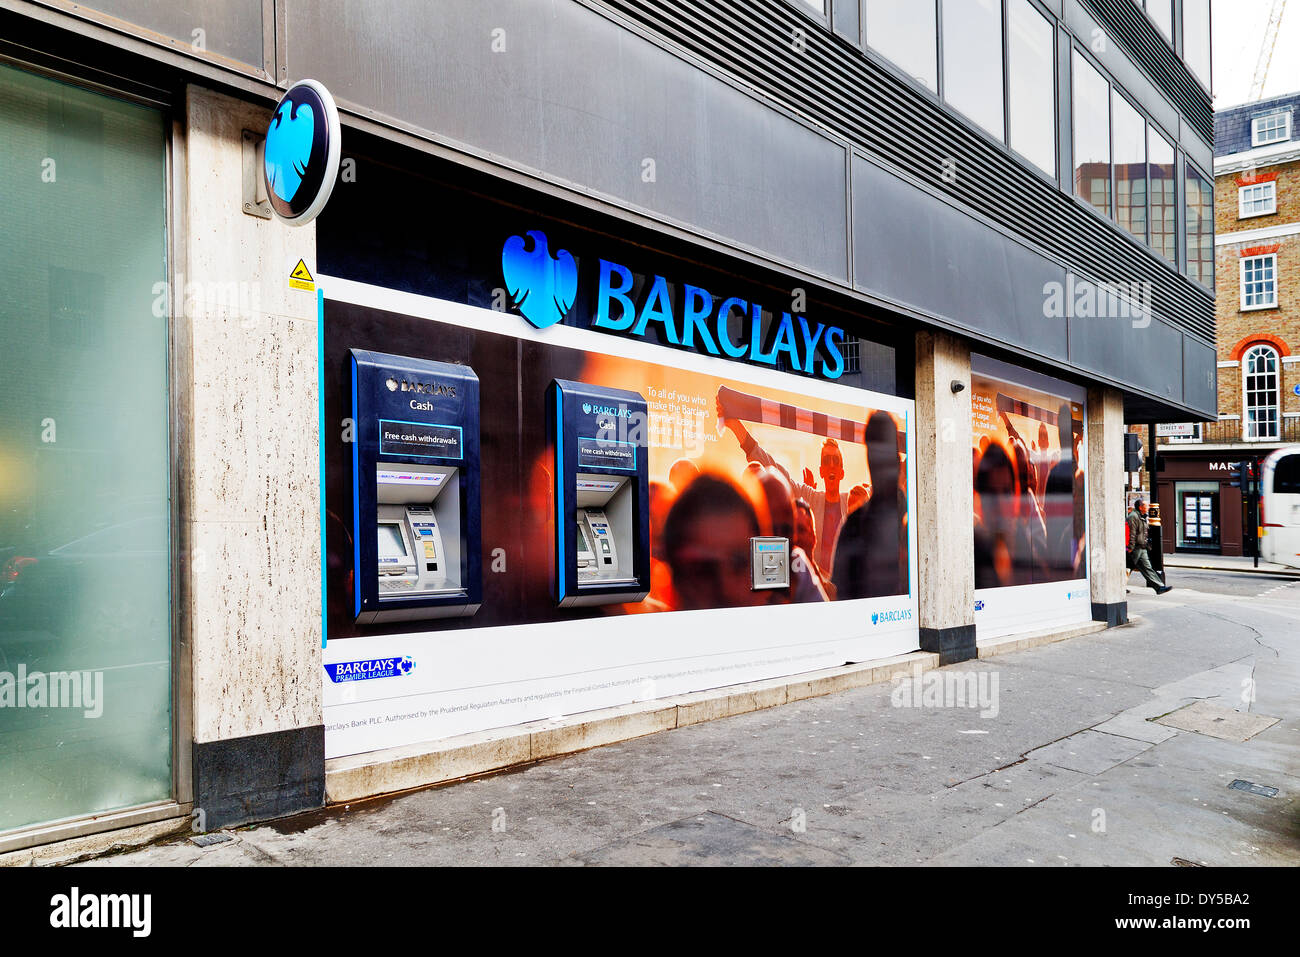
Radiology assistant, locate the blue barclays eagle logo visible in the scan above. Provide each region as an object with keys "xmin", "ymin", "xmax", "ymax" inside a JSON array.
[
  {"xmin": 264, "ymin": 96, "xmax": 316, "ymax": 202},
  {"xmin": 871, "ymin": 612, "xmax": 879, "ymax": 626},
  {"xmin": 501, "ymin": 230, "xmax": 578, "ymax": 329}
]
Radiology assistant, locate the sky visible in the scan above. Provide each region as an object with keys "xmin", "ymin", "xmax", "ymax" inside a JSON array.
[{"xmin": 1213, "ymin": 0, "xmax": 1300, "ymax": 107}]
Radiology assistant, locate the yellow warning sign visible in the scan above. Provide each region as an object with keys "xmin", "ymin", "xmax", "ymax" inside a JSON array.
[{"xmin": 289, "ymin": 259, "xmax": 315, "ymax": 292}]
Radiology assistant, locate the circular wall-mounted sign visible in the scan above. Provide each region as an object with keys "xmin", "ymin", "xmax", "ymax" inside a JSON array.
[{"xmin": 262, "ymin": 79, "xmax": 341, "ymax": 226}]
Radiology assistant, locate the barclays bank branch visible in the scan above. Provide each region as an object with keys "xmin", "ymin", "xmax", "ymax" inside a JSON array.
[{"xmin": 0, "ymin": 0, "xmax": 1214, "ymax": 854}]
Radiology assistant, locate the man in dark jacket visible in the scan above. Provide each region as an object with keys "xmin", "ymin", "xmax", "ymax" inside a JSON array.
[{"xmin": 1127, "ymin": 500, "xmax": 1172, "ymax": 594}]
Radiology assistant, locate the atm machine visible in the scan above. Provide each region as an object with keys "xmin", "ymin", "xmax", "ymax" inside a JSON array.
[
  {"xmin": 549, "ymin": 380, "xmax": 650, "ymax": 607},
  {"xmin": 350, "ymin": 349, "xmax": 481, "ymax": 624}
]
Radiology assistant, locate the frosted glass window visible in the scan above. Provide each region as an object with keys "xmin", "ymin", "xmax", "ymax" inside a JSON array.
[
  {"xmin": 865, "ymin": 0, "xmax": 938, "ymax": 92},
  {"xmin": 1008, "ymin": 0, "xmax": 1056, "ymax": 175},
  {"xmin": 942, "ymin": 0, "xmax": 1005, "ymax": 140},
  {"xmin": 0, "ymin": 62, "xmax": 171, "ymax": 832},
  {"xmin": 1183, "ymin": 0, "xmax": 1211, "ymax": 88}
]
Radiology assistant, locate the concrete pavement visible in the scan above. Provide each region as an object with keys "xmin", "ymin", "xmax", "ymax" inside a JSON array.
[
  {"xmin": 1161, "ymin": 552, "xmax": 1300, "ymax": 578},
  {"xmin": 81, "ymin": 568, "xmax": 1300, "ymax": 867}
]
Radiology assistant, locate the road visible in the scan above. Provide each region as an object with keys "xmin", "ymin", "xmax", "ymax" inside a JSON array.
[{"xmin": 84, "ymin": 564, "xmax": 1300, "ymax": 867}]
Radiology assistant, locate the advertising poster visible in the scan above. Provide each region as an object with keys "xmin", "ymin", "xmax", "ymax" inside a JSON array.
[
  {"xmin": 970, "ymin": 357, "xmax": 1090, "ymax": 638},
  {"xmin": 320, "ymin": 279, "xmax": 918, "ymax": 757}
]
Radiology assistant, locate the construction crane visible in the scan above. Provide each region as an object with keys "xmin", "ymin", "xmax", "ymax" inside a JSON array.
[{"xmin": 1249, "ymin": 0, "xmax": 1288, "ymax": 102}]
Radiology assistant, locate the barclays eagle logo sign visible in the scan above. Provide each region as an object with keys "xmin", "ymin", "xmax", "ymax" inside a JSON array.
[
  {"xmin": 265, "ymin": 97, "xmax": 315, "ymax": 202},
  {"xmin": 501, "ymin": 230, "xmax": 578, "ymax": 329},
  {"xmin": 261, "ymin": 80, "xmax": 340, "ymax": 226}
]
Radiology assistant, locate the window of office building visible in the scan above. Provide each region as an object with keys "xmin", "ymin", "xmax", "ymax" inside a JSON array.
[
  {"xmin": 1113, "ymin": 92, "xmax": 1147, "ymax": 243},
  {"xmin": 1007, "ymin": 0, "xmax": 1056, "ymax": 176},
  {"xmin": 1239, "ymin": 181, "xmax": 1277, "ymax": 218},
  {"xmin": 1185, "ymin": 163, "xmax": 1214, "ymax": 287},
  {"xmin": 1252, "ymin": 111, "xmax": 1292, "ymax": 147},
  {"xmin": 1243, "ymin": 344, "xmax": 1281, "ymax": 441},
  {"xmin": 864, "ymin": 0, "xmax": 937, "ymax": 92},
  {"xmin": 1073, "ymin": 50, "xmax": 1111, "ymax": 217},
  {"xmin": 1144, "ymin": 0, "xmax": 1173, "ymax": 41},
  {"xmin": 1183, "ymin": 0, "xmax": 1211, "ymax": 88},
  {"xmin": 1148, "ymin": 129, "xmax": 1176, "ymax": 264},
  {"xmin": 0, "ymin": 62, "xmax": 171, "ymax": 834},
  {"xmin": 1240, "ymin": 254, "xmax": 1278, "ymax": 309},
  {"xmin": 941, "ymin": 0, "xmax": 1005, "ymax": 140}
]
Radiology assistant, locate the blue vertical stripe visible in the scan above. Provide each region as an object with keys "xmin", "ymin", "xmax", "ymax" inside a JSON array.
[
  {"xmin": 318, "ymin": 288, "xmax": 329, "ymax": 647},
  {"xmin": 555, "ymin": 387, "xmax": 565, "ymax": 602},
  {"xmin": 351, "ymin": 356, "xmax": 362, "ymax": 622}
]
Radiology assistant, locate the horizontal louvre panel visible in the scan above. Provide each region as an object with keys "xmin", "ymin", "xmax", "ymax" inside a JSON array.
[{"xmin": 597, "ymin": 0, "xmax": 1214, "ymax": 345}]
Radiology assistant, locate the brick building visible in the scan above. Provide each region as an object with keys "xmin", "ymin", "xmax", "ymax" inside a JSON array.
[{"xmin": 1142, "ymin": 93, "xmax": 1300, "ymax": 556}]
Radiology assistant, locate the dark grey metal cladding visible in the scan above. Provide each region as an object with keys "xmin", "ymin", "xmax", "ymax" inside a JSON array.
[
  {"xmin": 282, "ymin": 0, "xmax": 850, "ymax": 281},
  {"xmin": 1181, "ymin": 334, "xmax": 1217, "ymax": 414},
  {"xmin": 851, "ymin": 154, "xmax": 1069, "ymax": 363},
  {"xmin": 53, "ymin": 0, "xmax": 265, "ymax": 68},
  {"xmin": 1067, "ymin": 296, "xmax": 1186, "ymax": 403}
]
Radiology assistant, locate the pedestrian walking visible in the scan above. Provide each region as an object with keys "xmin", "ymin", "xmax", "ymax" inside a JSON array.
[{"xmin": 1127, "ymin": 499, "xmax": 1172, "ymax": 594}]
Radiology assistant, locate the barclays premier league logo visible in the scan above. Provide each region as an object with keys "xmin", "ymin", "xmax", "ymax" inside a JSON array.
[
  {"xmin": 501, "ymin": 230, "xmax": 578, "ymax": 329},
  {"xmin": 325, "ymin": 656, "xmax": 415, "ymax": 683},
  {"xmin": 872, "ymin": 609, "xmax": 913, "ymax": 626},
  {"xmin": 263, "ymin": 79, "xmax": 341, "ymax": 226}
]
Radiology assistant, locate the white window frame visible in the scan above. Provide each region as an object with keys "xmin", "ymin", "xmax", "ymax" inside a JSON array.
[
  {"xmin": 1242, "ymin": 344, "xmax": 1281, "ymax": 442},
  {"xmin": 1240, "ymin": 253, "xmax": 1278, "ymax": 310},
  {"xmin": 1252, "ymin": 111, "xmax": 1292, "ymax": 147},
  {"xmin": 1238, "ymin": 181, "xmax": 1277, "ymax": 218}
]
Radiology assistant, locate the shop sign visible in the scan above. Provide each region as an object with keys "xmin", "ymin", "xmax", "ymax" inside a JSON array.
[
  {"xmin": 263, "ymin": 80, "xmax": 342, "ymax": 226},
  {"xmin": 501, "ymin": 229, "xmax": 848, "ymax": 380}
]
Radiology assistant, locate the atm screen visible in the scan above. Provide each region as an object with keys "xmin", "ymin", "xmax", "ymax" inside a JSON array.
[
  {"xmin": 378, "ymin": 523, "xmax": 409, "ymax": 560},
  {"xmin": 576, "ymin": 520, "xmax": 592, "ymax": 553}
]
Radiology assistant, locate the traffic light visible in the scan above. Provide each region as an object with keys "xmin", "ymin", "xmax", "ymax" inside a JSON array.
[
  {"xmin": 1228, "ymin": 460, "xmax": 1259, "ymax": 494},
  {"xmin": 1124, "ymin": 433, "xmax": 1144, "ymax": 472}
]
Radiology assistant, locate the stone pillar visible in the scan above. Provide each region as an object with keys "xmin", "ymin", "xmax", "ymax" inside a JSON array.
[
  {"xmin": 1087, "ymin": 386, "xmax": 1129, "ymax": 625},
  {"xmin": 181, "ymin": 86, "xmax": 324, "ymax": 828},
  {"xmin": 914, "ymin": 330, "xmax": 976, "ymax": 663}
]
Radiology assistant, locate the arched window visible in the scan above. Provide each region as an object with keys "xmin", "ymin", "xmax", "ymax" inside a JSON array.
[{"xmin": 1242, "ymin": 344, "xmax": 1280, "ymax": 441}]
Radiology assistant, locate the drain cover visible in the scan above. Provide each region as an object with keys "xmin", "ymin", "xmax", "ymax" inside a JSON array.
[
  {"xmin": 190, "ymin": 831, "xmax": 235, "ymax": 848},
  {"xmin": 1228, "ymin": 779, "xmax": 1279, "ymax": 798},
  {"xmin": 1151, "ymin": 701, "xmax": 1280, "ymax": 741}
]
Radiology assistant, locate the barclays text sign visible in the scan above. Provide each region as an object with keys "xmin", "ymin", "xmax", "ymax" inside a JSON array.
[{"xmin": 501, "ymin": 230, "xmax": 849, "ymax": 380}]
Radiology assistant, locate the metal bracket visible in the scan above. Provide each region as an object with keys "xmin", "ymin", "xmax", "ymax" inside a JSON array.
[{"xmin": 241, "ymin": 129, "xmax": 272, "ymax": 219}]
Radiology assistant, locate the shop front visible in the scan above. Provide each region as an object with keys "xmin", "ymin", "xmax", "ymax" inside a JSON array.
[
  {"xmin": 315, "ymin": 153, "xmax": 922, "ymax": 757},
  {"xmin": 1154, "ymin": 453, "xmax": 1258, "ymax": 556}
]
